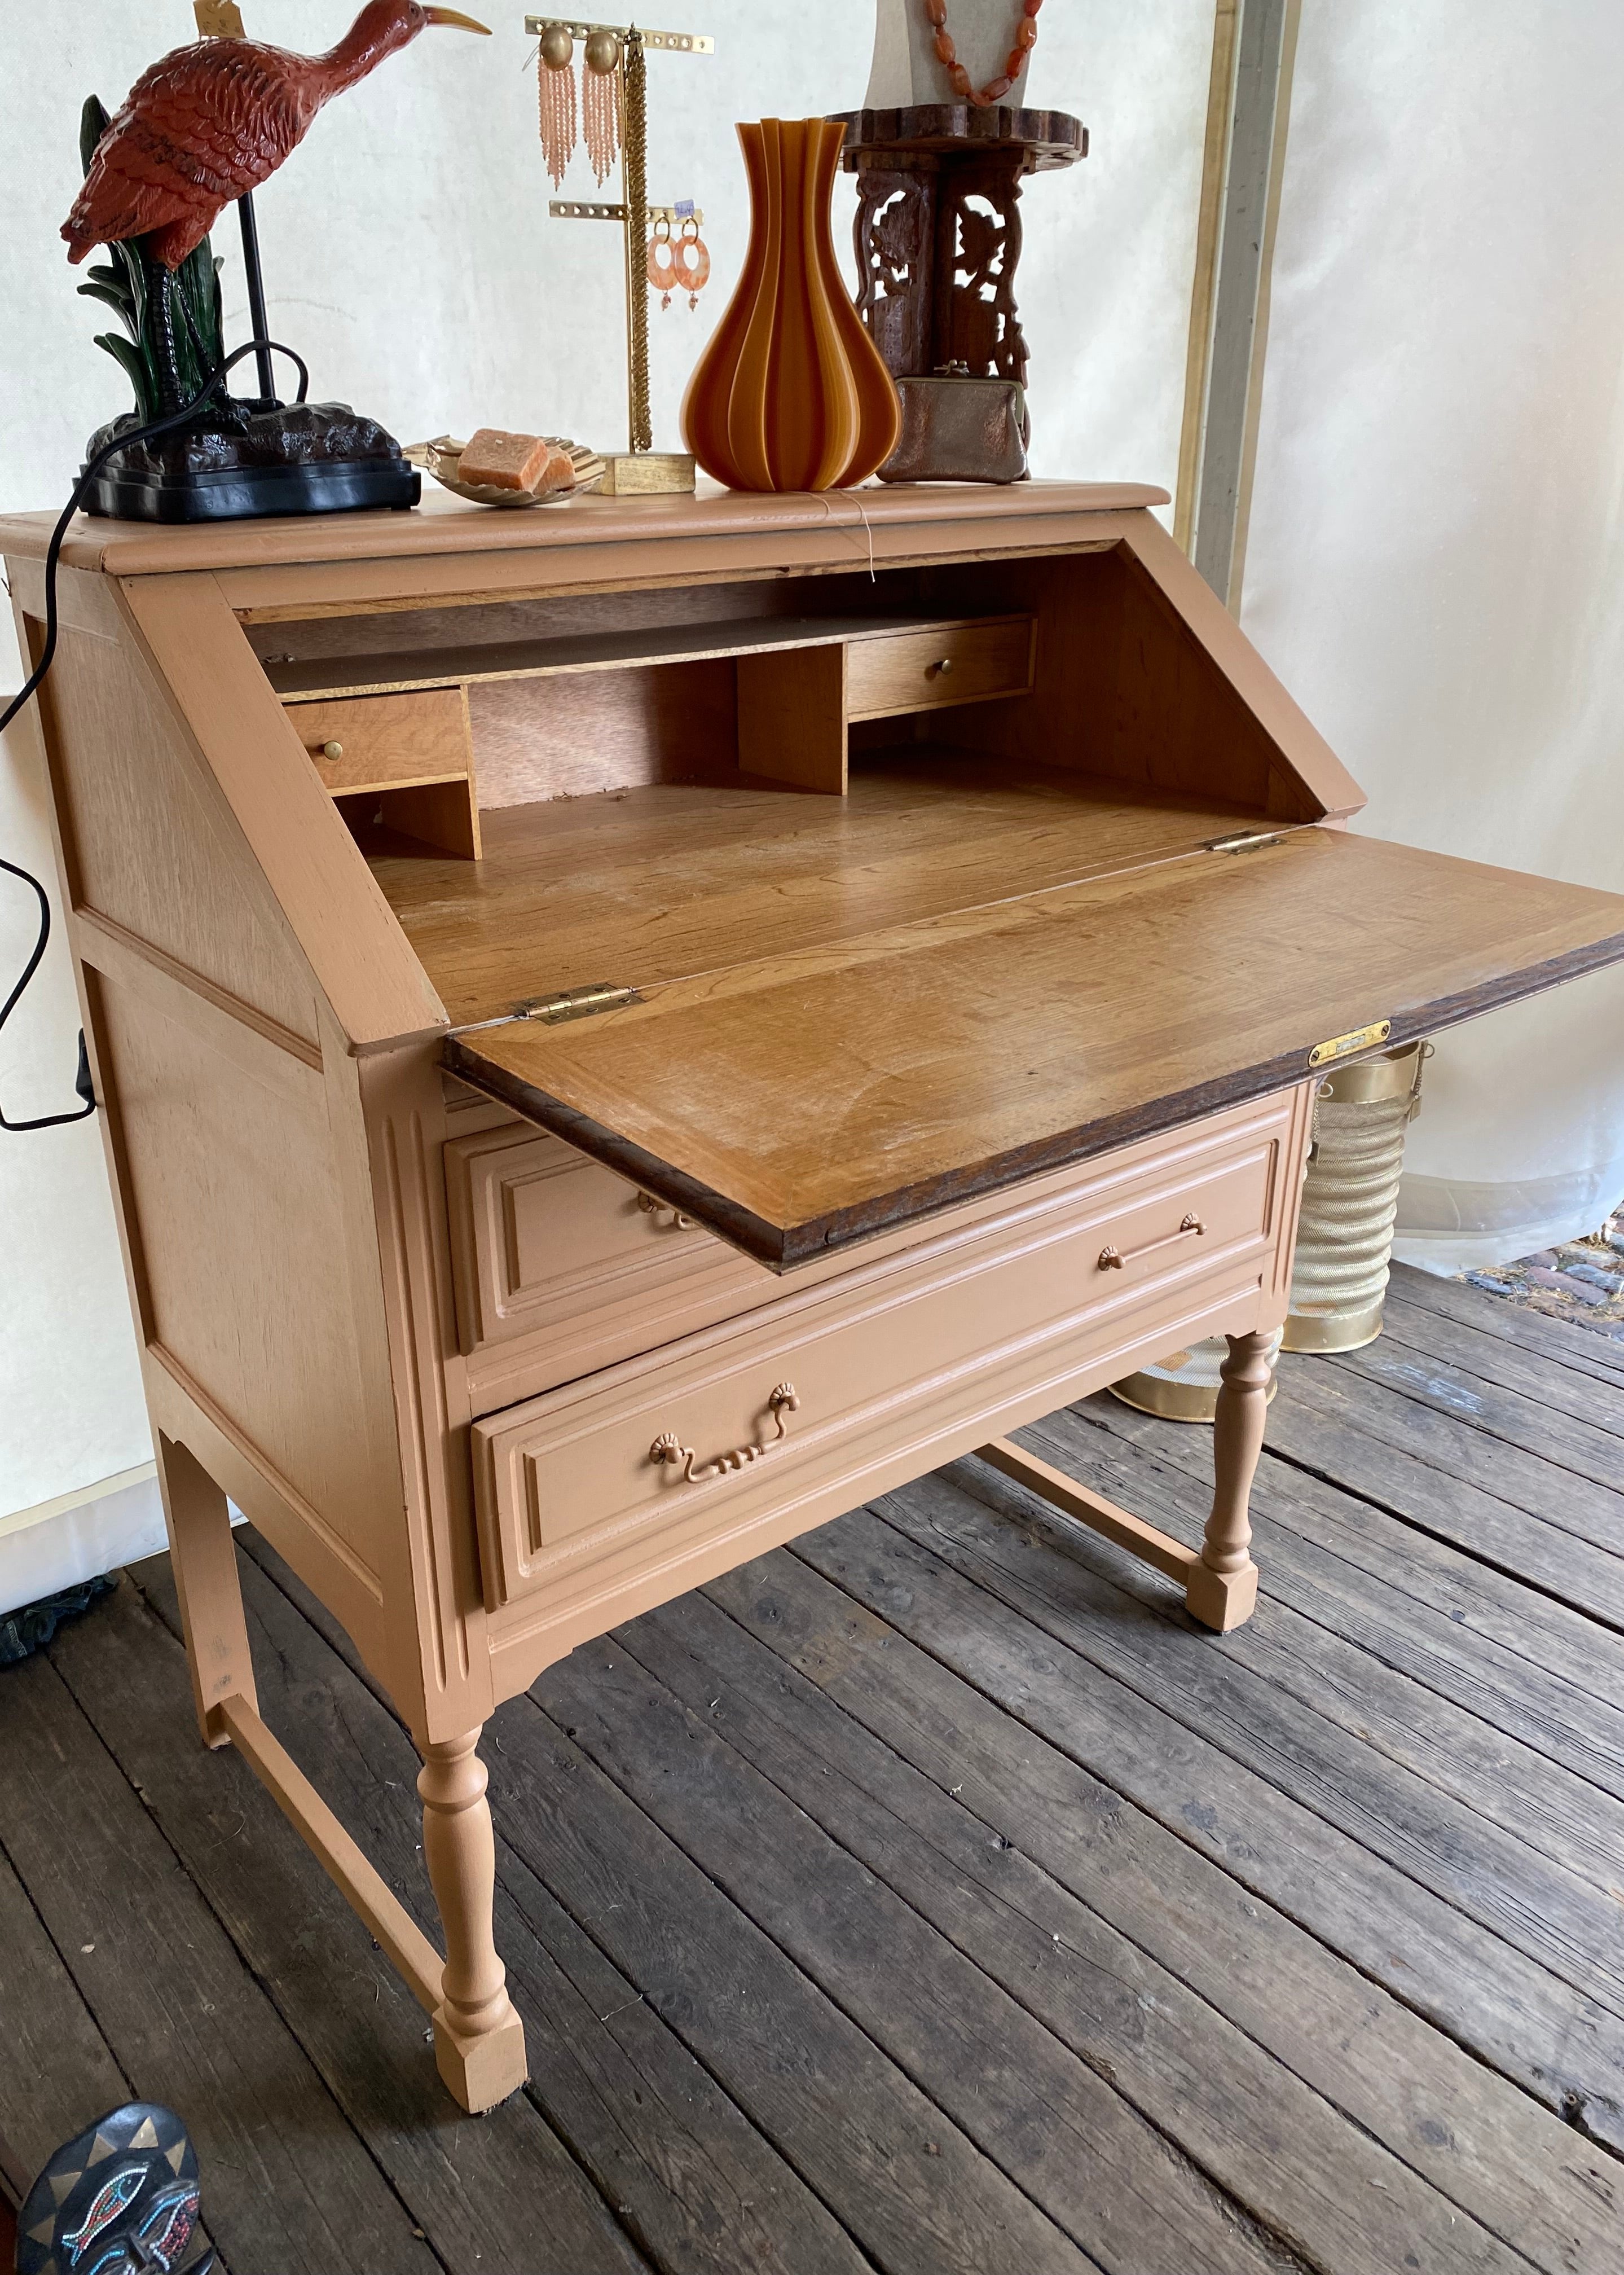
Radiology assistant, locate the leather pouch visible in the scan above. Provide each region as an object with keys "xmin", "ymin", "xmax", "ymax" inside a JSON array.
[{"xmin": 877, "ymin": 374, "xmax": 1031, "ymax": 485}]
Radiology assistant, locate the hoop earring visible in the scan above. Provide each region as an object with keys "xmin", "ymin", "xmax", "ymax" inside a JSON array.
[
  {"xmin": 536, "ymin": 24, "xmax": 577, "ymax": 190},
  {"xmin": 674, "ymin": 217, "xmax": 711, "ymax": 311},
  {"xmin": 646, "ymin": 217, "xmax": 678, "ymax": 310}
]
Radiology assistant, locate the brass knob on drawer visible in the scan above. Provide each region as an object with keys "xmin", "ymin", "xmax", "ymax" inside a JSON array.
[
  {"xmin": 320, "ymin": 740, "xmax": 345, "ymax": 761},
  {"xmin": 637, "ymin": 1189, "xmax": 694, "ymax": 1231},
  {"xmin": 927, "ymin": 656, "xmax": 954, "ymax": 677}
]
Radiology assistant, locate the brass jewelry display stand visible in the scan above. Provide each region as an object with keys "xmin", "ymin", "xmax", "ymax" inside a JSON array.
[{"xmin": 526, "ymin": 16, "xmax": 712, "ymax": 491}]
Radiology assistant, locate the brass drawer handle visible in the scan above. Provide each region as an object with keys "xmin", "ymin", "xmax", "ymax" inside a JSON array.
[
  {"xmin": 650, "ymin": 1383, "xmax": 799, "ymax": 1483},
  {"xmin": 926, "ymin": 656, "xmax": 955, "ymax": 677},
  {"xmin": 320, "ymin": 740, "xmax": 344, "ymax": 761},
  {"xmin": 637, "ymin": 1189, "xmax": 694, "ymax": 1231},
  {"xmin": 1098, "ymin": 1211, "xmax": 1204, "ymax": 1272}
]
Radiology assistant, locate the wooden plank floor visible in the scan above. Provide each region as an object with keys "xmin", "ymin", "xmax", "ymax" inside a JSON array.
[{"xmin": 2, "ymin": 1261, "xmax": 1622, "ymax": 2274}]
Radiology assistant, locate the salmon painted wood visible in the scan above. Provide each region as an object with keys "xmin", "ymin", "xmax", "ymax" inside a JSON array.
[{"xmin": 4, "ymin": 477, "xmax": 1620, "ymax": 2113}]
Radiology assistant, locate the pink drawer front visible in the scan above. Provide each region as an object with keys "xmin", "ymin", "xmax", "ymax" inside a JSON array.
[{"xmin": 473, "ymin": 1091, "xmax": 1308, "ymax": 1657}]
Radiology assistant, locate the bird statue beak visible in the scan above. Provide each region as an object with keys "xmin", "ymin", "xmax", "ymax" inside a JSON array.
[{"xmin": 424, "ymin": 7, "xmax": 491, "ymax": 28}]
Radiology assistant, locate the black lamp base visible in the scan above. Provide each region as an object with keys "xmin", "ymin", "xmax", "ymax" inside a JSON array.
[{"xmin": 82, "ymin": 399, "xmax": 420, "ymax": 523}]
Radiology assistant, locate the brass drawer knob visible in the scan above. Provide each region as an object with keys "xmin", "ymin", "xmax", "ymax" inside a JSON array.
[
  {"xmin": 320, "ymin": 740, "xmax": 344, "ymax": 761},
  {"xmin": 926, "ymin": 656, "xmax": 954, "ymax": 677},
  {"xmin": 637, "ymin": 1189, "xmax": 694, "ymax": 1231},
  {"xmin": 649, "ymin": 1383, "xmax": 799, "ymax": 1484},
  {"xmin": 1098, "ymin": 1211, "xmax": 1205, "ymax": 1272}
]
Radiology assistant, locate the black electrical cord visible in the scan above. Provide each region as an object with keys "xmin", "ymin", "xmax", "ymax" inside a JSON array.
[
  {"xmin": 1, "ymin": 335, "xmax": 310, "ymax": 1132},
  {"xmin": 0, "ymin": 861, "xmax": 96, "ymax": 1130}
]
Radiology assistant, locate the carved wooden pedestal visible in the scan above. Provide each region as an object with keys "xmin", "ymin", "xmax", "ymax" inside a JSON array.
[{"xmin": 835, "ymin": 105, "xmax": 1085, "ymax": 384}]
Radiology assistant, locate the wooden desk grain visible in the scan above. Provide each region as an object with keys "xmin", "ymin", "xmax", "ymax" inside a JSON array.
[
  {"xmin": 451, "ymin": 826, "xmax": 1624, "ymax": 1266},
  {"xmin": 371, "ymin": 761, "xmax": 1265, "ymax": 1028}
]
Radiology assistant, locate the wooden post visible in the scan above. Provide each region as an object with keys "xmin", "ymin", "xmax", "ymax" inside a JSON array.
[
  {"xmin": 1185, "ymin": 1328, "xmax": 1272, "ymax": 1630},
  {"xmin": 1176, "ymin": 0, "xmax": 1301, "ymax": 609},
  {"xmin": 417, "ymin": 1728, "xmax": 528, "ymax": 2112},
  {"xmin": 154, "ymin": 1431, "xmax": 257, "ymax": 1747}
]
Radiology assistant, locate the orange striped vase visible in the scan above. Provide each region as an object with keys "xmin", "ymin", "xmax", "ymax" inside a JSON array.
[{"xmin": 682, "ymin": 117, "xmax": 900, "ymax": 491}]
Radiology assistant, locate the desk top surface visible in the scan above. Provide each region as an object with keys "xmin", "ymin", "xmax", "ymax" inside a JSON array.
[{"xmin": 0, "ymin": 478, "xmax": 1169, "ymax": 579}]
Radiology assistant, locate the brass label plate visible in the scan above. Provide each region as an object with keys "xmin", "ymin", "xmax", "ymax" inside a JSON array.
[
  {"xmin": 1308, "ymin": 1020, "xmax": 1392, "ymax": 1070},
  {"xmin": 598, "ymin": 452, "xmax": 698, "ymax": 496}
]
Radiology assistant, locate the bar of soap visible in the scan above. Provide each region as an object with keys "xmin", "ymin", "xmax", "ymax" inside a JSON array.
[
  {"xmin": 459, "ymin": 428, "xmax": 553, "ymax": 491},
  {"xmin": 532, "ymin": 443, "xmax": 578, "ymax": 497}
]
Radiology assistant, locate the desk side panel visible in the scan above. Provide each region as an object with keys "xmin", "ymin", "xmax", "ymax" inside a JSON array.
[
  {"xmin": 116, "ymin": 572, "xmax": 447, "ymax": 1053},
  {"xmin": 1116, "ymin": 515, "xmax": 1365, "ymax": 820},
  {"xmin": 83, "ymin": 974, "xmax": 397, "ymax": 1625},
  {"xmin": 11, "ymin": 568, "xmax": 450, "ymax": 1713},
  {"xmin": 15, "ymin": 565, "xmax": 323, "ymax": 1047},
  {"xmin": 939, "ymin": 535, "xmax": 1358, "ymax": 823}
]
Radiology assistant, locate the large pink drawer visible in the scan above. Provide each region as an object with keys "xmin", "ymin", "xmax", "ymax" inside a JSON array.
[{"xmin": 473, "ymin": 1092, "xmax": 1305, "ymax": 1649}]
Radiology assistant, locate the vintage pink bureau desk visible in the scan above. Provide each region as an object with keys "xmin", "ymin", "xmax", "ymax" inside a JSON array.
[{"xmin": 7, "ymin": 480, "xmax": 1623, "ymax": 2111}]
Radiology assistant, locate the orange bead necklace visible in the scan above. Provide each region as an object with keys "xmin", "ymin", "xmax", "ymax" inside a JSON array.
[{"xmin": 925, "ymin": 0, "xmax": 1041, "ymax": 108}]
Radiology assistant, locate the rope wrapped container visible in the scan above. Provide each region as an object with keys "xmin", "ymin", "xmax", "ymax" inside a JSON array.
[
  {"xmin": 1282, "ymin": 1039, "xmax": 1428, "ymax": 1353},
  {"xmin": 1110, "ymin": 1038, "xmax": 1428, "ymax": 1417}
]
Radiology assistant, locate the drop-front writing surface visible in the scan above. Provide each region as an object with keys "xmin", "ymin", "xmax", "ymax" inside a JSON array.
[
  {"xmin": 6, "ymin": 477, "xmax": 1621, "ymax": 2114},
  {"xmin": 445, "ymin": 820, "xmax": 1624, "ymax": 1267}
]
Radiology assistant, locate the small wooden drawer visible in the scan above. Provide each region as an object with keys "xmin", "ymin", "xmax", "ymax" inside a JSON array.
[
  {"xmin": 445, "ymin": 1123, "xmax": 768, "ymax": 1409},
  {"xmin": 284, "ymin": 688, "xmax": 470, "ymax": 796},
  {"xmin": 846, "ymin": 616, "xmax": 1034, "ymax": 721},
  {"xmin": 472, "ymin": 1104, "xmax": 1291, "ymax": 1626}
]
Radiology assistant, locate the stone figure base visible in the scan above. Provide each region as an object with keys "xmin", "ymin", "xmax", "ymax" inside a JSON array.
[{"xmin": 82, "ymin": 400, "xmax": 420, "ymax": 522}]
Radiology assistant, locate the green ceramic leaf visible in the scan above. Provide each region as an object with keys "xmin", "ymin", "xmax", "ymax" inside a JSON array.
[
  {"xmin": 79, "ymin": 94, "xmax": 109, "ymax": 177},
  {"xmin": 76, "ymin": 278, "xmax": 140, "ymax": 337},
  {"xmin": 94, "ymin": 330, "xmax": 154, "ymax": 421}
]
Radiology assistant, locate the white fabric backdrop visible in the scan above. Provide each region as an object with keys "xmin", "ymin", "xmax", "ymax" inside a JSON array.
[
  {"xmin": 9, "ymin": 0, "xmax": 1618, "ymax": 1567},
  {"xmin": 1242, "ymin": 0, "xmax": 1624, "ymax": 1269},
  {"xmin": 0, "ymin": 1, "xmax": 1213, "ymax": 1585}
]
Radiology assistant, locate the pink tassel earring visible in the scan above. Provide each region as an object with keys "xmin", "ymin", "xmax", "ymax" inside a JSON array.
[
  {"xmin": 582, "ymin": 29, "xmax": 623, "ymax": 186},
  {"xmin": 536, "ymin": 24, "xmax": 578, "ymax": 191}
]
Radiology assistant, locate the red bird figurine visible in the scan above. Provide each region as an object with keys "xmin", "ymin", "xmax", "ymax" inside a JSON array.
[{"xmin": 63, "ymin": 1, "xmax": 489, "ymax": 407}]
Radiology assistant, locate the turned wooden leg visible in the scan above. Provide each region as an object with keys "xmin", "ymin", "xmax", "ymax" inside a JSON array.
[
  {"xmin": 1185, "ymin": 1329, "xmax": 1273, "ymax": 1632},
  {"xmin": 418, "ymin": 1728, "xmax": 527, "ymax": 2112},
  {"xmin": 155, "ymin": 1432, "xmax": 257, "ymax": 1747}
]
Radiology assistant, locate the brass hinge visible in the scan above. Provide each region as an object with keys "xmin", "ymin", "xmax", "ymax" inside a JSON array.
[
  {"xmin": 514, "ymin": 982, "xmax": 641, "ymax": 1025},
  {"xmin": 1204, "ymin": 829, "xmax": 1286, "ymax": 856}
]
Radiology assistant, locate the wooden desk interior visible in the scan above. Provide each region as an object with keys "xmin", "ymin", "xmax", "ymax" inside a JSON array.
[{"xmin": 359, "ymin": 757, "xmax": 1265, "ymax": 1028}]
